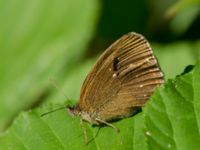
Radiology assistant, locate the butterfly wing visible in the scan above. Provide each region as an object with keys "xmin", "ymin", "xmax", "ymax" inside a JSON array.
[{"xmin": 79, "ymin": 32, "xmax": 164, "ymax": 121}]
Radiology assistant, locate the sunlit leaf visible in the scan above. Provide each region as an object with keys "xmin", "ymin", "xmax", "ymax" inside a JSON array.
[
  {"xmin": 1, "ymin": 61, "xmax": 200, "ymax": 149},
  {"xmin": 0, "ymin": 0, "xmax": 99, "ymax": 131}
]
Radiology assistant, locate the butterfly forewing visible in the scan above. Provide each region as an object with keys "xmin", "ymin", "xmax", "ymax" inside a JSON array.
[{"xmin": 79, "ymin": 32, "xmax": 164, "ymax": 121}]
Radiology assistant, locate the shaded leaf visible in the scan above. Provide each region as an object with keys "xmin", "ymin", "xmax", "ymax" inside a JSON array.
[{"xmin": 166, "ymin": 0, "xmax": 200, "ymax": 35}]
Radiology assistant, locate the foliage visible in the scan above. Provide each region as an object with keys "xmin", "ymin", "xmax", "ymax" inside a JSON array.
[
  {"xmin": 0, "ymin": 61, "xmax": 200, "ymax": 150},
  {"xmin": 0, "ymin": 0, "xmax": 200, "ymax": 149},
  {"xmin": 0, "ymin": 0, "xmax": 99, "ymax": 131}
]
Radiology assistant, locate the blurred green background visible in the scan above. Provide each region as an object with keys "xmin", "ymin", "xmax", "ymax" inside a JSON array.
[{"xmin": 0, "ymin": 0, "xmax": 199, "ymax": 132}]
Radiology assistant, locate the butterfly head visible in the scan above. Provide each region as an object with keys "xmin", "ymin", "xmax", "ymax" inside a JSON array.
[{"xmin": 68, "ymin": 106, "xmax": 81, "ymax": 116}]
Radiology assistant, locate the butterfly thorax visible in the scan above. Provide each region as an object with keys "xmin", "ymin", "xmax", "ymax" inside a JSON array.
[
  {"xmin": 80, "ymin": 111, "xmax": 100, "ymax": 125},
  {"xmin": 68, "ymin": 106, "xmax": 100, "ymax": 125}
]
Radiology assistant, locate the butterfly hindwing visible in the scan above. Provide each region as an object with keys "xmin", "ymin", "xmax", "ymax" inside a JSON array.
[{"xmin": 79, "ymin": 32, "xmax": 164, "ymax": 121}]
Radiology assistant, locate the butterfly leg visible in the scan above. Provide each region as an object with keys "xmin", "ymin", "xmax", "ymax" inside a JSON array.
[
  {"xmin": 80, "ymin": 119, "xmax": 102, "ymax": 145},
  {"xmin": 80, "ymin": 119, "xmax": 89, "ymax": 144},
  {"xmin": 85, "ymin": 127, "xmax": 101, "ymax": 145},
  {"xmin": 95, "ymin": 118, "xmax": 120, "ymax": 133}
]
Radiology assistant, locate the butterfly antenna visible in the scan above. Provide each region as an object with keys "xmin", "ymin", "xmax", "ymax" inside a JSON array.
[
  {"xmin": 41, "ymin": 106, "xmax": 68, "ymax": 117},
  {"xmin": 41, "ymin": 78, "xmax": 71, "ymax": 117},
  {"xmin": 49, "ymin": 78, "xmax": 70, "ymax": 100}
]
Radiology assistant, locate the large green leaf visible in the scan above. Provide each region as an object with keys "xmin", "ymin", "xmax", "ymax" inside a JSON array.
[
  {"xmin": 0, "ymin": 0, "xmax": 99, "ymax": 131},
  {"xmin": 0, "ymin": 105, "xmax": 146, "ymax": 150},
  {"xmin": 0, "ymin": 58, "xmax": 200, "ymax": 149},
  {"xmin": 144, "ymin": 61, "xmax": 200, "ymax": 150}
]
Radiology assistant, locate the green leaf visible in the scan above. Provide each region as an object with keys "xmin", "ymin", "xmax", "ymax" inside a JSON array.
[
  {"xmin": 143, "ymin": 61, "xmax": 200, "ymax": 150},
  {"xmin": 0, "ymin": 0, "xmax": 99, "ymax": 131},
  {"xmin": 193, "ymin": 61, "xmax": 200, "ymax": 133},
  {"xmin": 1, "ymin": 61, "xmax": 200, "ymax": 149},
  {"xmin": 0, "ymin": 105, "xmax": 146, "ymax": 150}
]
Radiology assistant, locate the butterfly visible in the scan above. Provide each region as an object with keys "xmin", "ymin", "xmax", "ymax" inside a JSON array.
[{"xmin": 68, "ymin": 32, "xmax": 164, "ymax": 131}]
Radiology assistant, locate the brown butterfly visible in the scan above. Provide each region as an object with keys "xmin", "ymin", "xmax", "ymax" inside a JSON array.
[{"xmin": 68, "ymin": 32, "xmax": 164, "ymax": 131}]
